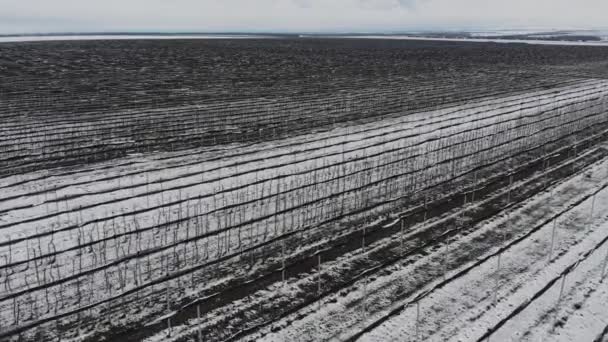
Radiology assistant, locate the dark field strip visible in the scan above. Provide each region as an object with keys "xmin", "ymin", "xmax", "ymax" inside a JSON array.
[
  {"xmin": 0, "ymin": 72, "xmax": 583, "ymax": 136},
  {"xmin": 0, "ymin": 73, "xmax": 527, "ymax": 131},
  {"xmin": 3, "ymin": 39, "xmax": 608, "ymax": 111},
  {"xmin": 0, "ymin": 75, "xmax": 585, "ymax": 175},
  {"xmin": 3, "ymin": 38, "xmax": 608, "ymax": 173},
  {"xmin": 0, "ymin": 75, "xmax": 591, "ymax": 153},
  {"xmin": 0, "ymin": 76, "xmax": 586, "ymax": 152},
  {"xmin": 0, "ymin": 75, "xmax": 499, "ymax": 128},
  {"xmin": 0, "ymin": 75, "xmax": 589, "ymax": 165}
]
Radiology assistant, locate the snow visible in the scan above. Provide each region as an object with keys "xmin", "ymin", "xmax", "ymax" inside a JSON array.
[
  {"xmin": 489, "ymin": 237, "xmax": 608, "ymax": 341},
  {"xmin": 358, "ymin": 162, "xmax": 608, "ymax": 341},
  {"xmin": 334, "ymin": 35, "xmax": 608, "ymax": 47}
]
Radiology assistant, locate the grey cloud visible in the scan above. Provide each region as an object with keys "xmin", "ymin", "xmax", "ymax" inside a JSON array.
[
  {"xmin": 293, "ymin": 0, "xmax": 313, "ymax": 9},
  {"xmin": 0, "ymin": 0, "xmax": 606, "ymax": 35},
  {"xmin": 397, "ymin": 0, "xmax": 423, "ymax": 9}
]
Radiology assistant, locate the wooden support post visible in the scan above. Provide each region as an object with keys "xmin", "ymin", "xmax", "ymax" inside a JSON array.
[
  {"xmin": 363, "ymin": 275, "xmax": 368, "ymax": 319},
  {"xmin": 400, "ymin": 219, "xmax": 405, "ymax": 255},
  {"xmin": 415, "ymin": 301, "xmax": 420, "ymax": 340},
  {"xmin": 166, "ymin": 282, "xmax": 172, "ymax": 336},
  {"xmin": 549, "ymin": 219, "xmax": 557, "ymax": 263},
  {"xmin": 472, "ymin": 170, "xmax": 478, "ymax": 203},
  {"xmin": 423, "ymin": 195, "xmax": 428, "ymax": 222},
  {"xmin": 590, "ymin": 194, "xmax": 596, "ymax": 224},
  {"xmin": 281, "ymin": 239, "xmax": 286, "ymax": 286},
  {"xmin": 362, "ymin": 226, "xmax": 366, "ymax": 253},
  {"xmin": 317, "ymin": 253, "xmax": 322, "ymax": 310},
  {"xmin": 507, "ymin": 174, "xmax": 513, "ymax": 205},
  {"xmin": 493, "ymin": 252, "xmax": 501, "ymax": 305},
  {"xmin": 197, "ymin": 304, "xmax": 203, "ymax": 342},
  {"xmin": 601, "ymin": 247, "xmax": 608, "ymax": 280},
  {"xmin": 554, "ymin": 275, "xmax": 567, "ymax": 326}
]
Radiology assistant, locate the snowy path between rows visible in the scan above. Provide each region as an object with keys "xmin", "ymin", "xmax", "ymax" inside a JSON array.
[
  {"xmin": 238, "ymin": 157, "xmax": 608, "ymax": 342},
  {"xmin": 358, "ymin": 169, "xmax": 608, "ymax": 341},
  {"xmin": 489, "ymin": 234, "xmax": 608, "ymax": 342}
]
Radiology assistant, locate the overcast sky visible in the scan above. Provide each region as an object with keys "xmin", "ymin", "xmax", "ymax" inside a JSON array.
[{"xmin": 1, "ymin": 0, "xmax": 607, "ymax": 34}]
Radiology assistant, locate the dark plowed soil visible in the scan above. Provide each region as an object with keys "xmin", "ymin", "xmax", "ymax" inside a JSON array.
[{"xmin": 2, "ymin": 38, "xmax": 608, "ymax": 173}]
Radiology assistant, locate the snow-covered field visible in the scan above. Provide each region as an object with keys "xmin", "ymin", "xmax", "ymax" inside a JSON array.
[
  {"xmin": 2, "ymin": 79, "xmax": 608, "ymax": 341},
  {"xmin": 335, "ymin": 35, "xmax": 608, "ymax": 46}
]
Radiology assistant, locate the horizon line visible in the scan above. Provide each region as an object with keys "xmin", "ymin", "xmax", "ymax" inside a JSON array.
[{"xmin": 3, "ymin": 27, "xmax": 608, "ymax": 38}]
